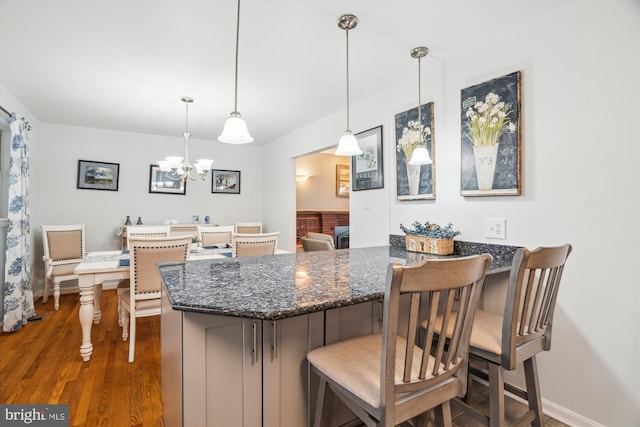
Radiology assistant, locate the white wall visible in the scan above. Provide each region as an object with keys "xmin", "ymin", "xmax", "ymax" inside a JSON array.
[
  {"xmin": 32, "ymin": 123, "xmax": 263, "ymax": 292},
  {"xmin": 296, "ymin": 153, "xmax": 349, "ymax": 211},
  {"xmin": 263, "ymin": 1, "xmax": 639, "ymax": 425}
]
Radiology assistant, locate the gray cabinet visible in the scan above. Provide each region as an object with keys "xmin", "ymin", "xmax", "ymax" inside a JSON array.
[{"xmin": 161, "ymin": 290, "xmax": 379, "ymax": 427}]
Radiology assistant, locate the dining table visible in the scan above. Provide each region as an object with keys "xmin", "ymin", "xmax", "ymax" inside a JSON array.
[{"xmin": 73, "ymin": 246, "xmax": 285, "ymax": 361}]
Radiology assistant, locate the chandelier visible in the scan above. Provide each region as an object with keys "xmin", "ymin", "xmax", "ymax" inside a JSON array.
[
  {"xmin": 407, "ymin": 47, "xmax": 433, "ymax": 165},
  {"xmin": 334, "ymin": 14, "xmax": 362, "ymax": 156},
  {"xmin": 157, "ymin": 97, "xmax": 214, "ymax": 182}
]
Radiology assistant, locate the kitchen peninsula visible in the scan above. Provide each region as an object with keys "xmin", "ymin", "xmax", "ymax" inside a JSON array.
[{"xmin": 159, "ymin": 242, "xmax": 519, "ymax": 427}]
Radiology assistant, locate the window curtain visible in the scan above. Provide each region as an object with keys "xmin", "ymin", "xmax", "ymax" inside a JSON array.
[{"xmin": 3, "ymin": 114, "xmax": 34, "ymax": 332}]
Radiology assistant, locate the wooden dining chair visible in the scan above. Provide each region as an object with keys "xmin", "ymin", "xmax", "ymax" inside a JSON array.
[
  {"xmin": 120, "ymin": 235, "xmax": 191, "ymax": 362},
  {"xmin": 198, "ymin": 225, "xmax": 234, "ymax": 247},
  {"xmin": 450, "ymin": 244, "xmax": 572, "ymax": 427},
  {"xmin": 117, "ymin": 225, "xmax": 171, "ymax": 324},
  {"xmin": 235, "ymin": 222, "xmax": 262, "ymax": 234},
  {"xmin": 41, "ymin": 224, "xmax": 85, "ymax": 310},
  {"xmin": 307, "ymin": 254, "xmax": 492, "ymax": 427},
  {"xmin": 232, "ymin": 232, "xmax": 280, "ymax": 257},
  {"xmin": 125, "ymin": 225, "xmax": 170, "ymax": 249}
]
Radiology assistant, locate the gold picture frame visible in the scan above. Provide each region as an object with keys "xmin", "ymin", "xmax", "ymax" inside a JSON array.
[{"xmin": 336, "ymin": 164, "xmax": 350, "ymax": 198}]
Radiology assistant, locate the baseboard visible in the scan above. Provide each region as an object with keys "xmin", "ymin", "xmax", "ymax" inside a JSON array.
[
  {"xmin": 473, "ymin": 377, "xmax": 605, "ymax": 427},
  {"xmin": 541, "ymin": 398, "xmax": 606, "ymax": 427}
]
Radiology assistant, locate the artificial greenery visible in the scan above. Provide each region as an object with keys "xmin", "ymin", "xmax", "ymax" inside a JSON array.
[{"xmin": 400, "ymin": 221, "xmax": 461, "ymax": 239}]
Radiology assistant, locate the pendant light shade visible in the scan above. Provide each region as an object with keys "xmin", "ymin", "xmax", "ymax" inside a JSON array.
[
  {"xmin": 335, "ymin": 131, "xmax": 361, "ymax": 156},
  {"xmin": 408, "ymin": 46, "xmax": 432, "ymax": 165},
  {"xmin": 219, "ymin": 112, "xmax": 253, "ymax": 144},
  {"xmin": 408, "ymin": 146, "xmax": 432, "ymax": 165},
  {"xmin": 218, "ymin": 0, "xmax": 253, "ymax": 144},
  {"xmin": 335, "ymin": 14, "xmax": 362, "ymax": 157}
]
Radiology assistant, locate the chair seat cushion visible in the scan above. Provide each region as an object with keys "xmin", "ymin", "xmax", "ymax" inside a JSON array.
[
  {"xmin": 307, "ymin": 334, "xmax": 441, "ymax": 410},
  {"xmin": 468, "ymin": 309, "xmax": 504, "ymax": 357},
  {"xmin": 427, "ymin": 309, "xmax": 504, "ymax": 361},
  {"xmin": 51, "ymin": 263, "xmax": 80, "ymax": 277},
  {"xmin": 120, "ymin": 290, "xmax": 161, "ymax": 311}
]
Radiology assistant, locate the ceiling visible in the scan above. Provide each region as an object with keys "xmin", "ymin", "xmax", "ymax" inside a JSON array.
[{"xmin": 0, "ymin": 0, "xmax": 573, "ymax": 144}]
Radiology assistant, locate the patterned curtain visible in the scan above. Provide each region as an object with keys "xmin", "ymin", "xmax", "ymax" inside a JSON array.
[{"xmin": 3, "ymin": 114, "xmax": 34, "ymax": 332}]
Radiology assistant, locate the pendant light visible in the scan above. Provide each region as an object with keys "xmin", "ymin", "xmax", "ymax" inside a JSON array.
[
  {"xmin": 334, "ymin": 14, "xmax": 362, "ymax": 156},
  {"xmin": 157, "ymin": 97, "xmax": 214, "ymax": 182},
  {"xmin": 218, "ymin": 0, "xmax": 253, "ymax": 144},
  {"xmin": 408, "ymin": 46, "xmax": 433, "ymax": 165}
]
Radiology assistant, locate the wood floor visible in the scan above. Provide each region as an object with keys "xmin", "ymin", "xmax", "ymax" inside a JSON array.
[{"xmin": 0, "ymin": 290, "xmax": 569, "ymax": 427}]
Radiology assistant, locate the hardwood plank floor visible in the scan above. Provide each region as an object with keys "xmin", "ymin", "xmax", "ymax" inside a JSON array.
[
  {"xmin": 0, "ymin": 290, "xmax": 569, "ymax": 427},
  {"xmin": 0, "ymin": 290, "xmax": 163, "ymax": 427}
]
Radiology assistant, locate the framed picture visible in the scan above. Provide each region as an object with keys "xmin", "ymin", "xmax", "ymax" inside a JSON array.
[
  {"xmin": 77, "ymin": 160, "xmax": 119, "ymax": 191},
  {"xmin": 212, "ymin": 169, "xmax": 241, "ymax": 194},
  {"xmin": 336, "ymin": 164, "xmax": 350, "ymax": 197},
  {"xmin": 461, "ymin": 70, "xmax": 521, "ymax": 196},
  {"xmin": 395, "ymin": 102, "xmax": 435, "ymax": 200},
  {"xmin": 149, "ymin": 164, "xmax": 186, "ymax": 195},
  {"xmin": 351, "ymin": 125, "xmax": 384, "ymax": 191}
]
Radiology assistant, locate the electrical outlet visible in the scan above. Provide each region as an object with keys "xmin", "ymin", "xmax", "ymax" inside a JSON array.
[{"xmin": 484, "ymin": 218, "xmax": 506, "ymax": 239}]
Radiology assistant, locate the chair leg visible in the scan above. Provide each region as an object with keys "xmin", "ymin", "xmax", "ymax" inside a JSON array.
[
  {"xmin": 463, "ymin": 367, "xmax": 474, "ymax": 404},
  {"xmin": 122, "ymin": 311, "xmax": 129, "ymax": 341},
  {"xmin": 523, "ymin": 356, "xmax": 544, "ymax": 427},
  {"xmin": 128, "ymin": 315, "xmax": 136, "ymax": 363},
  {"xmin": 313, "ymin": 378, "xmax": 332, "ymax": 427},
  {"xmin": 53, "ymin": 280, "xmax": 61, "ymax": 310},
  {"xmin": 433, "ymin": 401, "xmax": 453, "ymax": 427},
  {"xmin": 488, "ymin": 363, "xmax": 505, "ymax": 427},
  {"xmin": 117, "ymin": 290, "xmax": 122, "ymax": 327}
]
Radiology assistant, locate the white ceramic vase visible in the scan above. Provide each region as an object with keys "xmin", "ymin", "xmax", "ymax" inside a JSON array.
[
  {"xmin": 406, "ymin": 161, "xmax": 421, "ymax": 196},
  {"xmin": 472, "ymin": 143, "xmax": 499, "ymax": 191}
]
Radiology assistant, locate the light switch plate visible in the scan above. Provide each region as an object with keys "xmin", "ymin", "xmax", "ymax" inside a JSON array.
[{"xmin": 484, "ymin": 218, "xmax": 506, "ymax": 239}]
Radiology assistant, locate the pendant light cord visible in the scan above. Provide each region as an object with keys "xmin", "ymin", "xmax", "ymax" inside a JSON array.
[
  {"xmin": 185, "ymin": 101, "xmax": 189, "ymax": 134},
  {"xmin": 345, "ymin": 27, "xmax": 350, "ymax": 131},
  {"xmin": 417, "ymin": 55, "xmax": 422, "ymax": 143},
  {"xmin": 233, "ymin": 0, "xmax": 241, "ymax": 113}
]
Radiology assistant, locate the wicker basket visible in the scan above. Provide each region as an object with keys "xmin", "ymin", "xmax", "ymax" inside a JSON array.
[{"xmin": 405, "ymin": 235, "xmax": 454, "ymax": 255}]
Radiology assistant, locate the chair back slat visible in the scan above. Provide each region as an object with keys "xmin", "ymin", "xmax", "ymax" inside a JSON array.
[
  {"xmin": 403, "ymin": 292, "xmax": 421, "ymax": 382},
  {"xmin": 130, "ymin": 236, "xmax": 190, "ymax": 296},
  {"xmin": 502, "ymin": 244, "xmax": 572, "ymax": 369},
  {"xmin": 382, "ymin": 254, "xmax": 492, "ymax": 403}
]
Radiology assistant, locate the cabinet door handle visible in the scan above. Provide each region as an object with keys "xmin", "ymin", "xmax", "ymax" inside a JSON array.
[
  {"xmin": 251, "ymin": 321, "xmax": 257, "ymax": 365},
  {"xmin": 271, "ymin": 321, "xmax": 277, "ymax": 359}
]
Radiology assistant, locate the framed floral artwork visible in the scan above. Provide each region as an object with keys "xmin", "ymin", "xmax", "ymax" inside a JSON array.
[
  {"xmin": 351, "ymin": 125, "xmax": 384, "ymax": 191},
  {"xmin": 77, "ymin": 160, "xmax": 119, "ymax": 191},
  {"xmin": 461, "ymin": 71, "xmax": 521, "ymax": 196},
  {"xmin": 336, "ymin": 164, "xmax": 350, "ymax": 197},
  {"xmin": 395, "ymin": 102, "xmax": 435, "ymax": 200}
]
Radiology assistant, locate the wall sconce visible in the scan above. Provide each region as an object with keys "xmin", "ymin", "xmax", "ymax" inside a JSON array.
[{"xmin": 296, "ymin": 174, "xmax": 310, "ymax": 182}]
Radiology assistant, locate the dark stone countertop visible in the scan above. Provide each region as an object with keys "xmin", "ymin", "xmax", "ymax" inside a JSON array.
[{"xmin": 159, "ymin": 242, "xmax": 520, "ymax": 320}]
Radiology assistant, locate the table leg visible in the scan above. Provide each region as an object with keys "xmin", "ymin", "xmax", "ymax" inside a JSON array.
[
  {"xmin": 78, "ymin": 274, "xmax": 95, "ymax": 362},
  {"xmin": 93, "ymin": 283, "xmax": 103, "ymax": 324}
]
